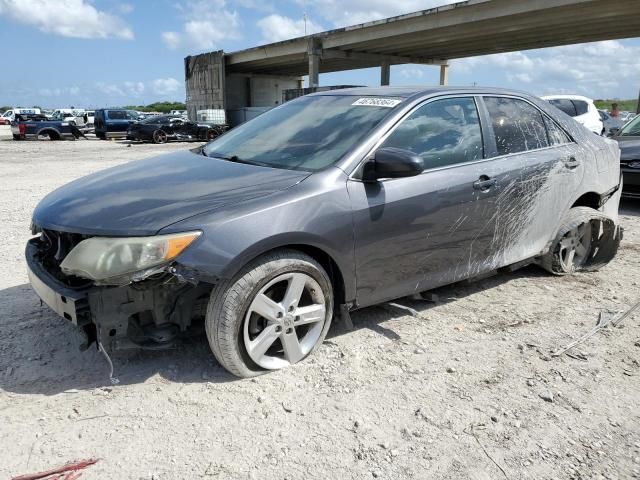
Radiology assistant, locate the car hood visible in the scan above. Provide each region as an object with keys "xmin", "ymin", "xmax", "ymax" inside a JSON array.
[
  {"xmin": 616, "ymin": 137, "xmax": 640, "ymax": 162},
  {"xmin": 32, "ymin": 149, "xmax": 310, "ymax": 236}
]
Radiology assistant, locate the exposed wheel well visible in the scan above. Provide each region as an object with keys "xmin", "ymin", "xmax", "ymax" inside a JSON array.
[
  {"xmin": 571, "ymin": 192, "xmax": 601, "ymax": 210},
  {"xmin": 39, "ymin": 129, "xmax": 60, "ymax": 140}
]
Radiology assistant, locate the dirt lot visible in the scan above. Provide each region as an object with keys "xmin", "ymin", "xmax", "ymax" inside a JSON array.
[{"xmin": 1, "ymin": 126, "xmax": 639, "ymax": 480}]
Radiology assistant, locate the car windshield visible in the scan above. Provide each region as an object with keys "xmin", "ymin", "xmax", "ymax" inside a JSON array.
[
  {"xmin": 620, "ymin": 115, "xmax": 640, "ymax": 136},
  {"xmin": 202, "ymin": 95, "xmax": 400, "ymax": 171}
]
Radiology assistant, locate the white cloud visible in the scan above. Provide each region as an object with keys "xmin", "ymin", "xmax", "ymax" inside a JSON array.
[
  {"xmin": 257, "ymin": 14, "xmax": 323, "ymax": 42},
  {"xmin": 162, "ymin": 31, "xmax": 181, "ymax": 50},
  {"xmin": 152, "ymin": 78, "xmax": 182, "ymax": 95},
  {"xmin": 298, "ymin": 0, "xmax": 458, "ymax": 27},
  {"xmin": 96, "ymin": 82, "xmax": 125, "ymax": 96},
  {"xmin": 161, "ymin": 0, "xmax": 240, "ymax": 51},
  {"xmin": 38, "ymin": 86, "xmax": 80, "ymax": 97},
  {"xmin": 117, "ymin": 3, "xmax": 134, "ymax": 14},
  {"xmin": 453, "ymin": 40, "xmax": 640, "ymax": 98},
  {"xmin": 398, "ymin": 67, "xmax": 425, "ymax": 80},
  {"xmin": 0, "ymin": 0, "xmax": 133, "ymax": 39},
  {"xmin": 124, "ymin": 81, "xmax": 145, "ymax": 96}
]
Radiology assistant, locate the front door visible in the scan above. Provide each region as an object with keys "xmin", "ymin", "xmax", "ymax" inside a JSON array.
[{"xmin": 348, "ymin": 96, "xmax": 505, "ymax": 307}]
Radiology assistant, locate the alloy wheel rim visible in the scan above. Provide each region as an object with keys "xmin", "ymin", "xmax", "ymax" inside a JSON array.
[
  {"xmin": 155, "ymin": 130, "xmax": 167, "ymax": 143},
  {"xmin": 243, "ymin": 272, "xmax": 326, "ymax": 370},
  {"xmin": 559, "ymin": 222, "xmax": 592, "ymax": 271}
]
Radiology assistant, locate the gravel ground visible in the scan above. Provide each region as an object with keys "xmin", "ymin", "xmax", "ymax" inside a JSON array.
[{"xmin": 1, "ymin": 126, "xmax": 639, "ymax": 480}]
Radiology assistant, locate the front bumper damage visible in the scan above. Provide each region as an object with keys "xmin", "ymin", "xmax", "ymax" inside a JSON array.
[{"xmin": 26, "ymin": 238, "xmax": 211, "ymax": 352}]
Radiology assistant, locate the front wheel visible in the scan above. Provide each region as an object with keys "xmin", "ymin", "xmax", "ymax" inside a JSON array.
[{"xmin": 206, "ymin": 250, "xmax": 333, "ymax": 378}]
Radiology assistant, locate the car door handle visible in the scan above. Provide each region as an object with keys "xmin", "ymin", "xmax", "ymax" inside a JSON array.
[
  {"xmin": 565, "ymin": 157, "xmax": 580, "ymax": 170},
  {"xmin": 473, "ymin": 176, "xmax": 496, "ymax": 191}
]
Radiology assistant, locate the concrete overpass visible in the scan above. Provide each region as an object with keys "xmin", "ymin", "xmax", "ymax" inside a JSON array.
[{"xmin": 185, "ymin": 0, "xmax": 640, "ymax": 120}]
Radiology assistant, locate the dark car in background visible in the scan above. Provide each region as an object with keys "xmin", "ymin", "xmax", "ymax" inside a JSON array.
[
  {"xmin": 609, "ymin": 114, "xmax": 640, "ymax": 198},
  {"xmin": 27, "ymin": 87, "xmax": 622, "ymax": 378},
  {"xmin": 94, "ymin": 109, "xmax": 139, "ymax": 139},
  {"xmin": 126, "ymin": 114, "xmax": 228, "ymax": 144}
]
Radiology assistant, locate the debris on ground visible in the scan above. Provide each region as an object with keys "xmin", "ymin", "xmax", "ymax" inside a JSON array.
[{"xmin": 12, "ymin": 458, "xmax": 98, "ymax": 480}]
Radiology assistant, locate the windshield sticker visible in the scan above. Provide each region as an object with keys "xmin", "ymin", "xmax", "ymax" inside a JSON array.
[{"xmin": 352, "ymin": 98, "xmax": 402, "ymax": 108}]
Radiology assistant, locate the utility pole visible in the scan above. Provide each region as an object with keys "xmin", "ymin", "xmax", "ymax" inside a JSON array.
[
  {"xmin": 303, "ymin": 13, "xmax": 308, "ymax": 35},
  {"xmin": 637, "ymin": 88, "xmax": 640, "ymax": 114}
]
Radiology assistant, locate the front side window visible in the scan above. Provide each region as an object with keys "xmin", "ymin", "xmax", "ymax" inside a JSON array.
[
  {"xmin": 549, "ymin": 99, "xmax": 577, "ymax": 117},
  {"xmin": 380, "ymin": 97, "xmax": 483, "ymax": 169},
  {"xmin": 484, "ymin": 97, "xmax": 549, "ymax": 155},
  {"xmin": 203, "ymin": 95, "xmax": 397, "ymax": 171}
]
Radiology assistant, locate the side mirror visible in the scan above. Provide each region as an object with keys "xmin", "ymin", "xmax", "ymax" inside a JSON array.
[
  {"xmin": 608, "ymin": 127, "xmax": 620, "ymax": 137},
  {"xmin": 362, "ymin": 147, "xmax": 424, "ymax": 182}
]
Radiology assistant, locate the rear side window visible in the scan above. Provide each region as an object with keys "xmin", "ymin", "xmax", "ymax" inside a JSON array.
[
  {"xmin": 107, "ymin": 110, "xmax": 127, "ymax": 120},
  {"xmin": 544, "ymin": 116, "xmax": 572, "ymax": 145},
  {"xmin": 484, "ymin": 97, "xmax": 549, "ymax": 155},
  {"xmin": 381, "ymin": 97, "xmax": 483, "ymax": 169},
  {"xmin": 572, "ymin": 100, "xmax": 589, "ymax": 116},
  {"xmin": 549, "ymin": 99, "xmax": 577, "ymax": 117}
]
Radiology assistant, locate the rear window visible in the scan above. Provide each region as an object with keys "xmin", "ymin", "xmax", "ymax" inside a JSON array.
[
  {"xmin": 549, "ymin": 99, "xmax": 577, "ymax": 117},
  {"xmin": 572, "ymin": 100, "xmax": 589, "ymax": 116},
  {"xmin": 484, "ymin": 96, "xmax": 549, "ymax": 155}
]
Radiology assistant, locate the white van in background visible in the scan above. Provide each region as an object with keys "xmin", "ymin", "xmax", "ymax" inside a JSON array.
[{"xmin": 541, "ymin": 95, "xmax": 604, "ymax": 135}]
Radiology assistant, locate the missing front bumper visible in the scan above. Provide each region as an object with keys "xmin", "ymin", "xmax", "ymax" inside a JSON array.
[{"xmin": 26, "ymin": 239, "xmax": 211, "ymax": 352}]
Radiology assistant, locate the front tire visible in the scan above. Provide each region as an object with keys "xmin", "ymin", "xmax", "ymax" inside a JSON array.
[{"xmin": 206, "ymin": 250, "xmax": 333, "ymax": 378}]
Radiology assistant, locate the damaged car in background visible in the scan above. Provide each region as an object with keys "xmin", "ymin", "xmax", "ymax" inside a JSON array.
[
  {"xmin": 27, "ymin": 87, "xmax": 623, "ymax": 378},
  {"xmin": 126, "ymin": 114, "xmax": 228, "ymax": 144}
]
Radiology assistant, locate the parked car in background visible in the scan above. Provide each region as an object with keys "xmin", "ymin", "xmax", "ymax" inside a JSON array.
[
  {"xmin": 27, "ymin": 87, "xmax": 623, "ymax": 378},
  {"xmin": 1, "ymin": 107, "xmax": 42, "ymax": 124},
  {"xmin": 599, "ymin": 109, "xmax": 623, "ymax": 136},
  {"xmin": 83, "ymin": 110, "xmax": 95, "ymax": 128},
  {"xmin": 94, "ymin": 109, "xmax": 139, "ymax": 139},
  {"xmin": 126, "ymin": 114, "xmax": 228, "ymax": 143},
  {"xmin": 542, "ymin": 95, "xmax": 603, "ymax": 135},
  {"xmin": 609, "ymin": 113, "xmax": 640, "ymax": 198},
  {"xmin": 11, "ymin": 113, "xmax": 83, "ymax": 140}
]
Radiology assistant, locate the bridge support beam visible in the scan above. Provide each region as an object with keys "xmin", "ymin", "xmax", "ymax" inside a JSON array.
[
  {"xmin": 308, "ymin": 38, "xmax": 321, "ymax": 88},
  {"xmin": 439, "ymin": 63, "xmax": 449, "ymax": 86},
  {"xmin": 380, "ymin": 61, "xmax": 390, "ymax": 86}
]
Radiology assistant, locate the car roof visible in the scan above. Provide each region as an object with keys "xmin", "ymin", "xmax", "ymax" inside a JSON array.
[
  {"xmin": 541, "ymin": 94, "xmax": 594, "ymax": 102},
  {"xmin": 308, "ymin": 85, "xmax": 537, "ymax": 101}
]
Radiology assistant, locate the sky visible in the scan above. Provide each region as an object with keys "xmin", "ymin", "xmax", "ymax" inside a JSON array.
[{"xmin": 0, "ymin": 0, "xmax": 639, "ymax": 108}]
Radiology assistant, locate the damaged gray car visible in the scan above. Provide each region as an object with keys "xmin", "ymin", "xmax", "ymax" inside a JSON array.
[{"xmin": 27, "ymin": 87, "xmax": 623, "ymax": 378}]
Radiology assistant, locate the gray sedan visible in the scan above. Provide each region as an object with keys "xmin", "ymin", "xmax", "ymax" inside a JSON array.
[{"xmin": 27, "ymin": 87, "xmax": 623, "ymax": 377}]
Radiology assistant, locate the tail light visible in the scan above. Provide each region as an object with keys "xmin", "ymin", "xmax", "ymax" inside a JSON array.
[{"xmin": 19, "ymin": 123, "xmax": 26, "ymax": 135}]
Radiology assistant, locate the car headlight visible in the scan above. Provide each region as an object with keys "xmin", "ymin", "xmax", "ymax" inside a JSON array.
[{"xmin": 60, "ymin": 231, "xmax": 201, "ymax": 282}]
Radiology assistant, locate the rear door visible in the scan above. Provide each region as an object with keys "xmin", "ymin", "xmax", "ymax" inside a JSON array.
[{"xmin": 479, "ymin": 96, "xmax": 584, "ymax": 264}]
